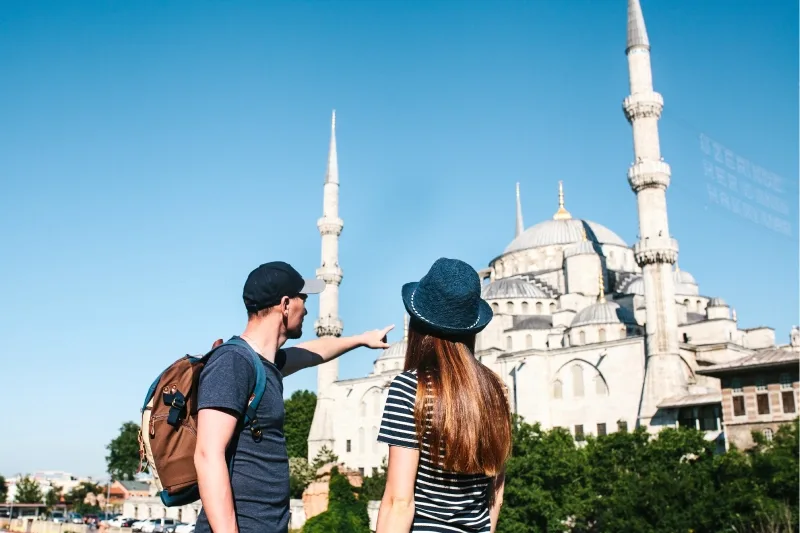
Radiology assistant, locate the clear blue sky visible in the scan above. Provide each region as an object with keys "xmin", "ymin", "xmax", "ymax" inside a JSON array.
[{"xmin": 1, "ymin": 0, "xmax": 796, "ymax": 479}]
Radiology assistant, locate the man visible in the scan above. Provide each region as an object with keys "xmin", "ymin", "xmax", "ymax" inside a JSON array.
[{"xmin": 194, "ymin": 261, "xmax": 392, "ymax": 533}]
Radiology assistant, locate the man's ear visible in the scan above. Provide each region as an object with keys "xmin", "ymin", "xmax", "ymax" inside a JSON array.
[{"xmin": 281, "ymin": 296, "xmax": 291, "ymax": 315}]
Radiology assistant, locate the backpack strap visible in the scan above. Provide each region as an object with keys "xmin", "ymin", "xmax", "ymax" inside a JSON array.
[{"xmin": 225, "ymin": 337, "xmax": 268, "ymax": 441}]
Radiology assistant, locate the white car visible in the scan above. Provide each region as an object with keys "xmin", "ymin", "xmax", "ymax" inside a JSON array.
[
  {"xmin": 132, "ymin": 519, "xmax": 156, "ymax": 532},
  {"xmin": 175, "ymin": 523, "xmax": 195, "ymax": 533},
  {"xmin": 108, "ymin": 517, "xmax": 135, "ymax": 528},
  {"xmin": 142, "ymin": 518, "xmax": 178, "ymax": 533}
]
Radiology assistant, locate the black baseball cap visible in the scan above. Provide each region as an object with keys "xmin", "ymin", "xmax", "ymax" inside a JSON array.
[{"xmin": 243, "ymin": 261, "xmax": 325, "ymax": 313}]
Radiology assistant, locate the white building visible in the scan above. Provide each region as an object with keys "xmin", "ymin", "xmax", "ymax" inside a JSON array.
[{"xmin": 307, "ymin": 0, "xmax": 794, "ymax": 474}]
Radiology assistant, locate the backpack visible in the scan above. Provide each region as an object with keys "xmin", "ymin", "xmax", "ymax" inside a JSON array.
[{"xmin": 138, "ymin": 337, "xmax": 267, "ymax": 507}]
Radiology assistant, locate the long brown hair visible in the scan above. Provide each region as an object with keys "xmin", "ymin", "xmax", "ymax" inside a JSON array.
[{"xmin": 404, "ymin": 323, "xmax": 512, "ymax": 476}]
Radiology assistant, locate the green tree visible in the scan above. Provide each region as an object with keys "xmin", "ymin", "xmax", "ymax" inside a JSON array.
[
  {"xmin": 289, "ymin": 457, "xmax": 316, "ymax": 499},
  {"xmin": 45, "ymin": 487, "xmax": 63, "ymax": 512},
  {"xmin": 106, "ymin": 421, "xmax": 144, "ymax": 480},
  {"xmin": 0, "ymin": 475, "xmax": 7, "ymax": 503},
  {"xmin": 311, "ymin": 446, "xmax": 339, "ymax": 472},
  {"xmin": 359, "ymin": 456, "xmax": 387, "ymax": 501},
  {"xmin": 302, "ymin": 467, "xmax": 370, "ymax": 533},
  {"xmin": 14, "ymin": 476, "xmax": 44, "ymax": 504},
  {"xmin": 64, "ymin": 482, "xmax": 103, "ymax": 515},
  {"xmin": 284, "ymin": 391, "xmax": 317, "ymax": 459}
]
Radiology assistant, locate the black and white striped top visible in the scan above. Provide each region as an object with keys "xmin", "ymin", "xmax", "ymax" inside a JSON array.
[{"xmin": 378, "ymin": 370, "xmax": 491, "ymax": 533}]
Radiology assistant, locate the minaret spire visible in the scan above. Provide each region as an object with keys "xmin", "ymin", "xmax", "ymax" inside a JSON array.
[
  {"xmin": 308, "ymin": 109, "xmax": 344, "ymax": 461},
  {"xmin": 515, "ymin": 182, "xmax": 524, "ymax": 237},
  {"xmin": 597, "ymin": 273, "xmax": 606, "ymax": 303},
  {"xmin": 552, "ymin": 181, "xmax": 572, "ymax": 220},
  {"xmin": 403, "ymin": 314, "xmax": 409, "ymax": 341},
  {"xmin": 623, "ymin": 0, "xmax": 686, "ymax": 426}
]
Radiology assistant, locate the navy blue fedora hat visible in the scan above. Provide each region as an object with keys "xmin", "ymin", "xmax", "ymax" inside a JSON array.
[{"xmin": 401, "ymin": 258, "xmax": 493, "ymax": 335}]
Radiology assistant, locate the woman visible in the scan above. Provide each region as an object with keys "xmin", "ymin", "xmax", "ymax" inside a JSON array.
[{"xmin": 376, "ymin": 258, "xmax": 512, "ymax": 533}]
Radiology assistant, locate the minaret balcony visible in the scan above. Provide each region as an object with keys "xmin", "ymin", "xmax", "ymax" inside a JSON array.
[
  {"xmin": 623, "ymin": 91, "xmax": 664, "ymax": 122},
  {"xmin": 634, "ymin": 237, "xmax": 679, "ymax": 266},
  {"xmin": 315, "ymin": 315, "xmax": 343, "ymax": 337},
  {"xmin": 316, "ymin": 265, "xmax": 343, "ymax": 285},
  {"xmin": 317, "ymin": 217, "xmax": 344, "ymax": 236},
  {"xmin": 628, "ymin": 160, "xmax": 671, "ymax": 191}
]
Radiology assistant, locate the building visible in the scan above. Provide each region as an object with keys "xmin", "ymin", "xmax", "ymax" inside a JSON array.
[
  {"xmin": 305, "ymin": 0, "xmax": 798, "ymax": 474},
  {"xmin": 696, "ymin": 340, "xmax": 799, "ymax": 449}
]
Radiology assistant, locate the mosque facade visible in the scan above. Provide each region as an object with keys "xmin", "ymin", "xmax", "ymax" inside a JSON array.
[{"xmin": 306, "ymin": 0, "xmax": 798, "ymax": 475}]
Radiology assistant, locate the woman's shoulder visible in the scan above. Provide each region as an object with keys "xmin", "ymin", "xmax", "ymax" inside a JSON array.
[{"xmin": 389, "ymin": 370, "xmax": 419, "ymax": 396}]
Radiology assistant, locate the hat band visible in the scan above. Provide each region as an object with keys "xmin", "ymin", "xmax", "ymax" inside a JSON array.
[{"xmin": 409, "ymin": 287, "xmax": 481, "ymax": 329}]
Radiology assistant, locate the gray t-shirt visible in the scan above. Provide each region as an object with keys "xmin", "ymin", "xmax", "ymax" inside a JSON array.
[{"xmin": 194, "ymin": 338, "xmax": 292, "ymax": 533}]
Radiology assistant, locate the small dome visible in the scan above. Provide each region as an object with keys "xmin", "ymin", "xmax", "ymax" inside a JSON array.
[
  {"xmin": 675, "ymin": 269, "xmax": 697, "ymax": 285},
  {"xmin": 673, "ymin": 269, "xmax": 698, "ymax": 295},
  {"xmin": 482, "ymin": 278, "xmax": 547, "ymax": 300},
  {"xmin": 571, "ymin": 301, "xmax": 636, "ymax": 327},
  {"xmin": 708, "ymin": 297, "xmax": 727, "ymax": 307},
  {"xmin": 624, "ymin": 276, "xmax": 645, "ymax": 295},
  {"xmin": 563, "ymin": 240, "xmax": 598, "ymax": 258},
  {"xmin": 376, "ymin": 340, "xmax": 407, "ymax": 361},
  {"xmin": 505, "ymin": 219, "xmax": 627, "ymax": 254}
]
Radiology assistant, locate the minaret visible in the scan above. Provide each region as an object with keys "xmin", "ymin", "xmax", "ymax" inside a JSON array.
[
  {"xmin": 623, "ymin": 0, "xmax": 687, "ymax": 426},
  {"xmin": 515, "ymin": 182, "xmax": 524, "ymax": 237},
  {"xmin": 308, "ymin": 110, "xmax": 343, "ymax": 461}
]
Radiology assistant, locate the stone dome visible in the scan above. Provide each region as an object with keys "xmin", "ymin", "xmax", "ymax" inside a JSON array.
[
  {"xmin": 623, "ymin": 272, "xmax": 699, "ymax": 296},
  {"xmin": 675, "ymin": 268, "xmax": 697, "ymax": 285},
  {"xmin": 708, "ymin": 297, "xmax": 727, "ymax": 307},
  {"xmin": 571, "ymin": 301, "xmax": 636, "ymax": 327},
  {"xmin": 376, "ymin": 340, "xmax": 407, "ymax": 361},
  {"xmin": 505, "ymin": 219, "xmax": 627, "ymax": 254},
  {"xmin": 563, "ymin": 239, "xmax": 599, "ymax": 258},
  {"xmin": 624, "ymin": 276, "xmax": 645, "ymax": 295},
  {"xmin": 482, "ymin": 278, "xmax": 547, "ymax": 300}
]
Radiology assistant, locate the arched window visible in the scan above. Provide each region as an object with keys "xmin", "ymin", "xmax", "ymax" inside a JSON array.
[
  {"xmin": 572, "ymin": 365, "xmax": 585, "ymax": 397},
  {"xmin": 506, "ymin": 336, "xmax": 513, "ymax": 351},
  {"xmin": 553, "ymin": 380, "xmax": 563, "ymax": 399},
  {"xmin": 763, "ymin": 428, "xmax": 774, "ymax": 441},
  {"xmin": 599, "ymin": 328, "xmax": 606, "ymax": 342},
  {"xmin": 359, "ymin": 427, "xmax": 365, "ymax": 452},
  {"xmin": 579, "ymin": 330, "xmax": 586, "ymax": 344},
  {"xmin": 492, "ymin": 302, "xmax": 499, "ymax": 313},
  {"xmin": 506, "ymin": 302, "xmax": 514, "ymax": 314},
  {"xmin": 536, "ymin": 302, "xmax": 543, "ymax": 314},
  {"xmin": 683, "ymin": 298, "xmax": 691, "ymax": 310},
  {"xmin": 373, "ymin": 390, "xmax": 382, "ymax": 416},
  {"xmin": 549, "ymin": 302, "xmax": 556, "ymax": 313},
  {"xmin": 595, "ymin": 375, "xmax": 608, "ymax": 395},
  {"xmin": 521, "ymin": 302, "xmax": 529, "ymax": 313},
  {"xmin": 525, "ymin": 334, "xmax": 533, "ymax": 349}
]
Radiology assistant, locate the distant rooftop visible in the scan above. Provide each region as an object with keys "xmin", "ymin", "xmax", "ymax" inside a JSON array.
[{"xmin": 697, "ymin": 347, "xmax": 799, "ymax": 376}]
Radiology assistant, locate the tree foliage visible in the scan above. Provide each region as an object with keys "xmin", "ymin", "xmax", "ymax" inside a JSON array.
[
  {"xmin": 497, "ymin": 417, "xmax": 800, "ymax": 533},
  {"xmin": 289, "ymin": 458, "xmax": 316, "ymax": 499},
  {"xmin": 284, "ymin": 390, "xmax": 317, "ymax": 460},
  {"xmin": 106, "ymin": 421, "xmax": 144, "ymax": 481},
  {"xmin": 64, "ymin": 482, "xmax": 104, "ymax": 515},
  {"xmin": 14, "ymin": 476, "xmax": 43, "ymax": 504},
  {"xmin": 311, "ymin": 446, "xmax": 339, "ymax": 472},
  {"xmin": 359, "ymin": 456, "xmax": 387, "ymax": 502},
  {"xmin": 0, "ymin": 475, "xmax": 7, "ymax": 504},
  {"xmin": 302, "ymin": 467, "xmax": 370, "ymax": 533}
]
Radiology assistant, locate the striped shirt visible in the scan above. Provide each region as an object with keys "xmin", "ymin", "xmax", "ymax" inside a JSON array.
[{"xmin": 378, "ymin": 370, "xmax": 492, "ymax": 533}]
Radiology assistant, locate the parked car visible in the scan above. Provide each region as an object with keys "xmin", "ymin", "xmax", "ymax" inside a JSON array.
[
  {"xmin": 174, "ymin": 523, "xmax": 195, "ymax": 533},
  {"xmin": 50, "ymin": 511, "xmax": 66, "ymax": 523},
  {"xmin": 143, "ymin": 518, "xmax": 178, "ymax": 533},
  {"xmin": 68, "ymin": 512, "xmax": 83, "ymax": 524}
]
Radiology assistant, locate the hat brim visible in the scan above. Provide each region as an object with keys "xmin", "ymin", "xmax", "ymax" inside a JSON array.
[
  {"xmin": 401, "ymin": 282, "xmax": 493, "ymax": 335},
  {"xmin": 301, "ymin": 278, "xmax": 326, "ymax": 295}
]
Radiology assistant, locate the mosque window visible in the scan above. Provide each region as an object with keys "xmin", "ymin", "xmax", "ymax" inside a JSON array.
[
  {"xmin": 506, "ymin": 336, "xmax": 513, "ymax": 351},
  {"xmin": 579, "ymin": 331, "xmax": 586, "ymax": 344},
  {"xmin": 732, "ymin": 396, "xmax": 746, "ymax": 417},
  {"xmin": 492, "ymin": 302, "xmax": 499, "ymax": 313},
  {"xmin": 757, "ymin": 393, "xmax": 770, "ymax": 415},
  {"xmin": 522, "ymin": 302, "xmax": 529, "ymax": 313},
  {"xmin": 763, "ymin": 428, "xmax": 774, "ymax": 442},
  {"xmin": 779, "ymin": 373, "xmax": 792, "ymax": 389},
  {"xmin": 574, "ymin": 425, "xmax": 585, "ymax": 441},
  {"xmin": 535, "ymin": 302, "xmax": 543, "ymax": 314},
  {"xmin": 550, "ymin": 302, "xmax": 556, "ymax": 313},
  {"xmin": 617, "ymin": 420, "xmax": 628, "ymax": 432},
  {"xmin": 506, "ymin": 302, "xmax": 514, "ymax": 314},
  {"xmin": 525, "ymin": 334, "xmax": 533, "ymax": 349},
  {"xmin": 373, "ymin": 390, "xmax": 382, "ymax": 416},
  {"xmin": 553, "ymin": 380, "xmax": 563, "ymax": 399},
  {"xmin": 346, "ymin": 440, "xmax": 351, "ymax": 452},
  {"xmin": 595, "ymin": 375, "xmax": 607, "ymax": 395},
  {"xmin": 572, "ymin": 365, "xmax": 585, "ymax": 397},
  {"xmin": 359, "ymin": 428, "xmax": 365, "ymax": 452},
  {"xmin": 598, "ymin": 329, "xmax": 606, "ymax": 342},
  {"xmin": 782, "ymin": 391, "xmax": 796, "ymax": 414},
  {"xmin": 597, "ymin": 423, "xmax": 607, "ymax": 437}
]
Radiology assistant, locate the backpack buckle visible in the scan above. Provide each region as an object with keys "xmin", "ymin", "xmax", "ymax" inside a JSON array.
[
  {"xmin": 171, "ymin": 397, "xmax": 186, "ymax": 409},
  {"xmin": 249, "ymin": 418, "xmax": 263, "ymax": 441}
]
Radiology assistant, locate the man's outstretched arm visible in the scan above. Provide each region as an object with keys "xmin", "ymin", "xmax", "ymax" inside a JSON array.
[{"xmin": 281, "ymin": 325, "xmax": 394, "ymax": 377}]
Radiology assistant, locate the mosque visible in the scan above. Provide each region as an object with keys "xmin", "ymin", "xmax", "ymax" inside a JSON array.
[{"xmin": 304, "ymin": 0, "xmax": 798, "ymax": 475}]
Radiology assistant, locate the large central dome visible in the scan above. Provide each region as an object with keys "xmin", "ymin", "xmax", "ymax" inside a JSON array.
[{"xmin": 505, "ymin": 218, "xmax": 628, "ymax": 254}]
